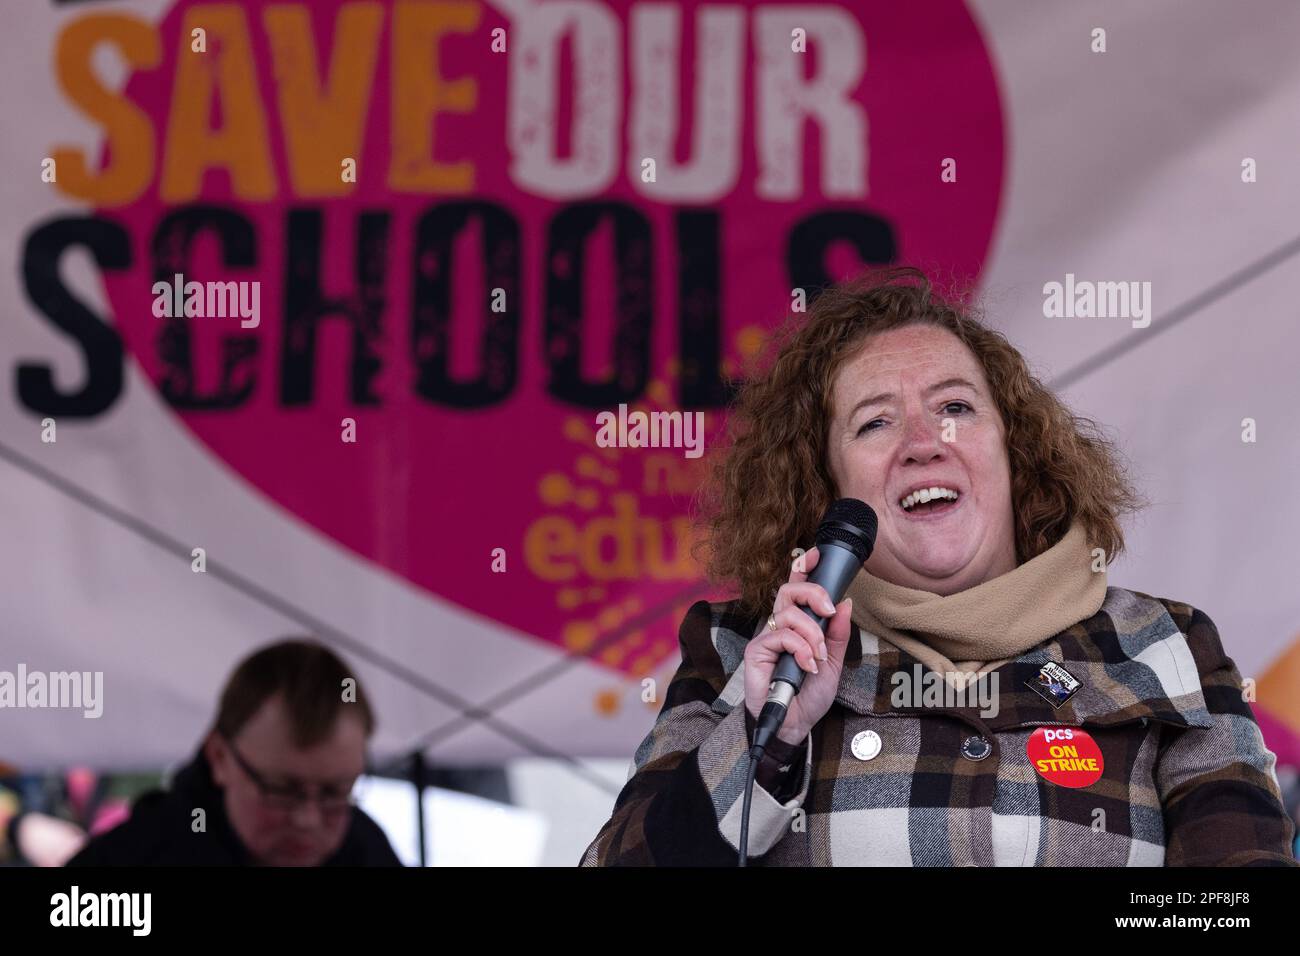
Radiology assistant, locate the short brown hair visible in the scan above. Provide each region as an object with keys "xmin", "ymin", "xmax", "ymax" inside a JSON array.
[
  {"xmin": 213, "ymin": 640, "xmax": 374, "ymax": 748},
  {"xmin": 693, "ymin": 265, "xmax": 1145, "ymax": 618}
]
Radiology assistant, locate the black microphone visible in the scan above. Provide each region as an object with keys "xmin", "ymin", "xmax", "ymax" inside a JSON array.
[{"xmin": 750, "ymin": 498, "xmax": 878, "ymax": 755}]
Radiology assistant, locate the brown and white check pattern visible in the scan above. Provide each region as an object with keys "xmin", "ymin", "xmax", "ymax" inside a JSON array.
[{"xmin": 580, "ymin": 587, "xmax": 1296, "ymax": 866}]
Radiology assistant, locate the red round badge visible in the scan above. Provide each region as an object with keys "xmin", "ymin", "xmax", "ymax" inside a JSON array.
[{"xmin": 1027, "ymin": 727, "xmax": 1103, "ymax": 788}]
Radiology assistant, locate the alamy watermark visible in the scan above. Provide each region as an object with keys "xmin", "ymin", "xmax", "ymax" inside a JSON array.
[
  {"xmin": 1042, "ymin": 273, "xmax": 1151, "ymax": 328},
  {"xmin": 152, "ymin": 272, "xmax": 261, "ymax": 328},
  {"xmin": 891, "ymin": 665, "xmax": 999, "ymax": 718},
  {"xmin": 0, "ymin": 664, "xmax": 103, "ymax": 718},
  {"xmin": 595, "ymin": 404, "xmax": 705, "ymax": 459},
  {"xmin": 50, "ymin": 886, "xmax": 150, "ymax": 936}
]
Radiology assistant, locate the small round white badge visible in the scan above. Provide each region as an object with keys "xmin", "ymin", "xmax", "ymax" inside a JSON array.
[{"xmin": 851, "ymin": 730, "xmax": 882, "ymax": 761}]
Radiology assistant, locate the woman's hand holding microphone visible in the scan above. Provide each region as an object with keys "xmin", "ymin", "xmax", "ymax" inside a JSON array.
[{"xmin": 743, "ymin": 546, "xmax": 854, "ymax": 747}]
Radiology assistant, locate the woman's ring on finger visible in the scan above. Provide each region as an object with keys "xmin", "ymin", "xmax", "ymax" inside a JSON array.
[{"xmin": 767, "ymin": 613, "xmax": 778, "ymax": 632}]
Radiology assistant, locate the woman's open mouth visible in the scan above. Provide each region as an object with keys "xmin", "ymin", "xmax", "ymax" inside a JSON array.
[{"xmin": 897, "ymin": 486, "xmax": 962, "ymax": 521}]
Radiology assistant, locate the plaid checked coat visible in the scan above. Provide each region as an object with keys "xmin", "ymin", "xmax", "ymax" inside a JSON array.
[{"xmin": 580, "ymin": 587, "xmax": 1297, "ymax": 866}]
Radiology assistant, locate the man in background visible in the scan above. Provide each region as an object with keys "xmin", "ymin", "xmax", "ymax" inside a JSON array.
[{"xmin": 67, "ymin": 640, "xmax": 400, "ymax": 866}]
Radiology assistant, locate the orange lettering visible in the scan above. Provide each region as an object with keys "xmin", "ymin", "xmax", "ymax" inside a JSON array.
[
  {"xmin": 389, "ymin": 0, "xmax": 479, "ymax": 193},
  {"xmin": 161, "ymin": 4, "xmax": 276, "ymax": 202},
  {"xmin": 263, "ymin": 2, "xmax": 383, "ymax": 196},
  {"xmin": 52, "ymin": 14, "xmax": 160, "ymax": 205}
]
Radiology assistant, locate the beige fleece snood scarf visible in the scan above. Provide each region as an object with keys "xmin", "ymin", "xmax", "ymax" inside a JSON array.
[{"xmin": 844, "ymin": 522, "xmax": 1106, "ymax": 682}]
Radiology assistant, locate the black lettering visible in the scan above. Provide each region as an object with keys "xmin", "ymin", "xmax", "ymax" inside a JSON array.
[
  {"xmin": 17, "ymin": 216, "xmax": 128, "ymax": 417},
  {"xmin": 787, "ymin": 209, "xmax": 896, "ymax": 298},
  {"xmin": 152, "ymin": 205, "xmax": 258, "ymax": 409},
  {"xmin": 675, "ymin": 209, "xmax": 733, "ymax": 409},
  {"xmin": 544, "ymin": 202, "xmax": 652, "ymax": 408},
  {"xmin": 280, "ymin": 209, "xmax": 388, "ymax": 406},
  {"xmin": 410, "ymin": 201, "xmax": 520, "ymax": 408}
]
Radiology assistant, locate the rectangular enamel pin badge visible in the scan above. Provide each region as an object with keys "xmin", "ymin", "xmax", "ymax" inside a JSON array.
[{"xmin": 1026, "ymin": 661, "xmax": 1080, "ymax": 708}]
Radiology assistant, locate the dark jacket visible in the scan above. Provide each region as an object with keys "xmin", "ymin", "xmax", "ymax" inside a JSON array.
[
  {"xmin": 581, "ymin": 587, "xmax": 1298, "ymax": 866},
  {"xmin": 66, "ymin": 748, "xmax": 402, "ymax": 866}
]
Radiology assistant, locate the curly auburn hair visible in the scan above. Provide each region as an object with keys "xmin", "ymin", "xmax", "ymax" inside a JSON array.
[{"xmin": 691, "ymin": 265, "xmax": 1145, "ymax": 619}]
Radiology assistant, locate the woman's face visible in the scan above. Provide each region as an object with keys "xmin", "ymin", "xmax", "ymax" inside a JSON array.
[{"xmin": 826, "ymin": 324, "xmax": 1018, "ymax": 595}]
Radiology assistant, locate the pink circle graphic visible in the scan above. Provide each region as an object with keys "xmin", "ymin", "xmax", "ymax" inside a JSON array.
[{"xmin": 100, "ymin": 0, "xmax": 1006, "ymax": 678}]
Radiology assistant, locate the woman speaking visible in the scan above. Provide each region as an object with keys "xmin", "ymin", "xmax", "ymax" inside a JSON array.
[{"xmin": 580, "ymin": 266, "xmax": 1296, "ymax": 867}]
